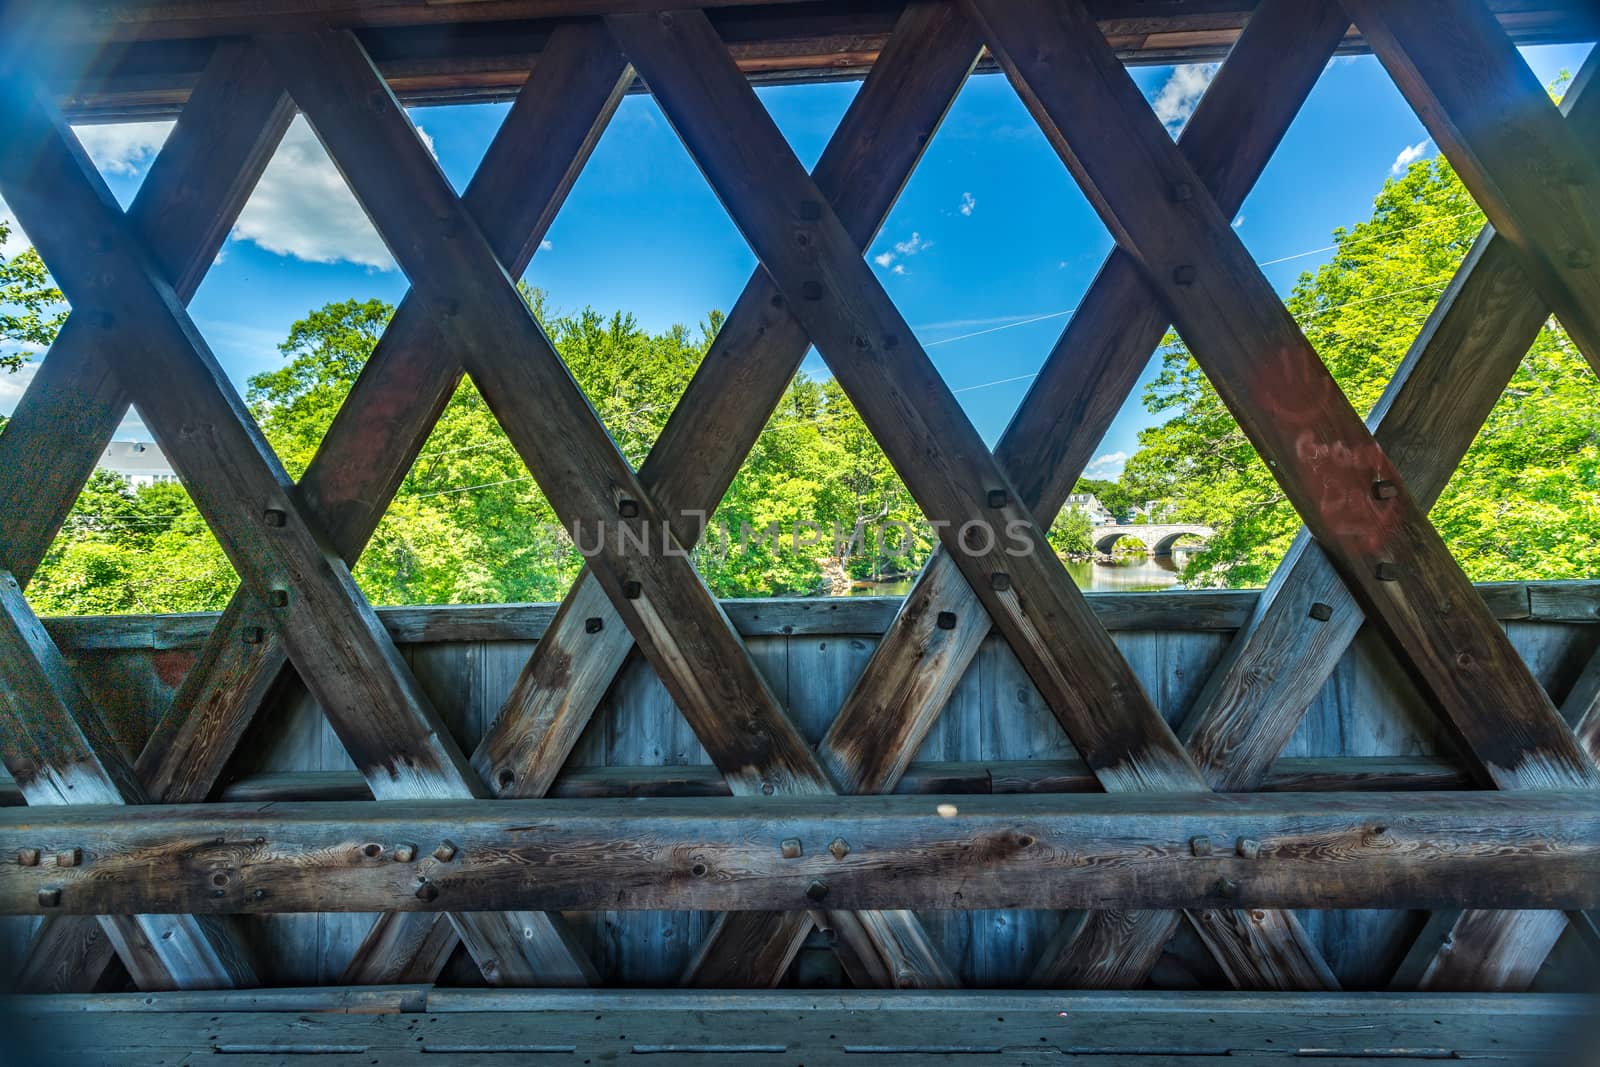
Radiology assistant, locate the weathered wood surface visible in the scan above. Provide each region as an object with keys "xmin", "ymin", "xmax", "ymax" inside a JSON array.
[
  {"xmin": 2, "ymin": 600, "xmax": 1595, "ymax": 988},
  {"xmin": 29, "ymin": 0, "xmax": 1600, "ymax": 123},
  {"xmin": 6, "ymin": 791, "xmax": 1597, "ymax": 915},
  {"xmin": 0, "ymin": 754, "xmax": 1485, "ymax": 807},
  {"xmin": 8, "ymin": 987, "xmax": 1595, "ymax": 1065},
  {"xmin": 32, "ymin": 581, "xmax": 1597, "ymax": 652}
]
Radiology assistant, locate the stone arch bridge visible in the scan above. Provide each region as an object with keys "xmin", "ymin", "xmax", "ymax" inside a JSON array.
[{"xmin": 1093, "ymin": 523, "xmax": 1213, "ymax": 556}]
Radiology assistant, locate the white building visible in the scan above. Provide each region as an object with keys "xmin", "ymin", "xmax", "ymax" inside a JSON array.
[
  {"xmin": 98, "ymin": 440, "xmax": 178, "ymax": 488},
  {"xmin": 1063, "ymin": 492, "xmax": 1116, "ymax": 526}
]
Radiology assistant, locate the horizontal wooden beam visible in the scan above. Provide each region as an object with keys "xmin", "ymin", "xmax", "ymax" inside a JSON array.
[
  {"xmin": 7, "ymin": 987, "xmax": 1595, "ymax": 1063},
  {"xmin": 37, "ymin": 2, "xmax": 1599, "ymax": 121},
  {"xmin": 0, "ymin": 756, "xmax": 1478, "ymax": 807},
  {"xmin": 36, "ymin": 581, "xmax": 1589, "ymax": 652},
  {"xmin": 4, "ymin": 791, "xmax": 1596, "ymax": 914}
]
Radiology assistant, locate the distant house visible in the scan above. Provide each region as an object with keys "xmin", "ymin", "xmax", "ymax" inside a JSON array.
[
  {"xmin": 1063, "ymin": 492, "xmax": 1116, "ymax": 526},
  {"xmin": 97, "ymin": 440, "xmax": 178, "ymax": 488}
]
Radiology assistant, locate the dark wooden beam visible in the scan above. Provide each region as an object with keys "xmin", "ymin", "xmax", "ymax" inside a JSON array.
[{"xmin": 4, "ymin": 791, "xmax": 1597, "ymax": 915}]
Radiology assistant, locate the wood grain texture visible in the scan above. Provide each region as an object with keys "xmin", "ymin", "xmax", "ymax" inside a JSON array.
[
  {"xmin": 969, "ymin": 0, "xmax": 1599, "ymax": 798},
  {"xmin": 4, "ymin": 791, "xmax": 1597, "ymax": 915},
  {"xmin": 0, "ymin": 754, "xmax": 1488, "ymax": 808},
  {"xmin": 32, "ymin": 582, "xmax": 1590, "ymax": 652},
  {"xmin": 612, "ymin": 6, "xmax": 1202, "ymax": 799}
]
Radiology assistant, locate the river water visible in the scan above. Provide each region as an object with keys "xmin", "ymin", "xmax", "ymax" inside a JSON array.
[{"xmin": 850, "ymin": 550, "xmax": 1195, "ymax": 596}]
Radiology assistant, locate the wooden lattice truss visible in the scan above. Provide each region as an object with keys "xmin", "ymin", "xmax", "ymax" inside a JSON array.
[{"xmin": 1, "ymin": 0, "xmax": 1598, "ymax": 994}]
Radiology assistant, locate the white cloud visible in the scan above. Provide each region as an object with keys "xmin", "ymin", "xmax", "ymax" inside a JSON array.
[
  {"xmin": 891, "ymin": 264, "xmax": 907, "ymax": 276},
  {"xmin": 1391, "ymin": 139, "xmax": 1432, "ymax": 174},
  {"xmin": 72, "ymin": 121, "xmax": 173, "ymax": 176},
  {"xmin": 539, "ymin": 239, "xmax": 554, "ymax": 252},
  {"xmin": 1150, "ymin": 64, "xmax": 1218, "ymax": 133},
  {"xmin": 959, "ymin": 191, "xmax": 976, "ymax": 217},
  {"xmin": 873, "ymin": 231, "xmax": 930, "ymax": 271},
  {"xmin": 894, "ymin": 232, "xmax": 928, "ymax": 256},
  {"xmin": 231, "ymin": 115, "xmax": 437, "ymax": 270},
  {"xmin": 1232, "ymin": 214, "xmax": 1245, "ymax": 229},
  {"xmin": 1085, "ymin": 451, "xmax": 1129, "ymax": 478}
]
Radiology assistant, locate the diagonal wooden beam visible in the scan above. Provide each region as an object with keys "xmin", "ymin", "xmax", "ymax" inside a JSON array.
[
  {"xmin": 1341, "ymin": 0, "xmax": 1600, "ymax": 377},
  {"xmin": 604, "ymin": 6, "xmax": 1335, "ymax": 994},
  {"xmin": 967, "ymin": 0, "xmax": 1599, "ymax": 793},
  {"xmin": 253, "ymin": 23, "xmax": 950, "ymax": 987},
  {"xmin": 0, "ymin": 40, "xmax": 598, "ymax": 993},
  {"xmin": 388, "ymin": 0, "xmax": 986, "ymax": 990},
  {"xmin": 0, "ymin": 40, "xmax": 293, "ymax": 993},
  {"xmin": 34, "ymin": 23, "xmax": 634, "ymax": 994},
  {"xmin": 0, "ymin": 572, "xmax": 255, "ymax": 990},
  {"xmin": 802, "ymin": 0, "xmax": 1350, "ymax": 992}
]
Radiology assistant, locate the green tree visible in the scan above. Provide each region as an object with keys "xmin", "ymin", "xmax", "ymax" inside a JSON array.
[
  {"xmin": 0, "ymin": 216, "xmax": 67, "ymax": 373},
  {"xmin": 1121, "ymin": 153, "xmax": 1599, "ymax": 587},
  {"xmin": 1047, "ymin": 505, "xmax": 1093, "ymax": 556}
]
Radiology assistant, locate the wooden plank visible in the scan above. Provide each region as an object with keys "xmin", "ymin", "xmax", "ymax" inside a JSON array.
[
  {"xmin": 0, "ymin": 755, "xmax": 1482, "ymax": 807},
  {"xmin": 1180, "ymin": 35, "xmax": 1600, "ymax": 795},
  {"xmin": 31, "ymin": 582, "xmax": 1594, "ymax": 652},
  {"xmin": 969, "ymin": 0, "xmax": 1599, "ymax": 794},
  {"xmin": 9, "ymin": 987, "xmax": 1593, "ymax": 1063},
  {"xmin": 1343, "ymin": 0, "xmax": 1600, "ymax": 376},
  {"xmin": 5, "ymin": 791, "xmax": 1598, "ymax": 915}
]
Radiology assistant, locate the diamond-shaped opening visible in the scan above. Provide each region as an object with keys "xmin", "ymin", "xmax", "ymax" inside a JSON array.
[
  {"xmin": 25, "ymin": 423, "xmax": 242, "ymax": 616},
  {"xmin": 357, "ymin": 369, "xmax": 573, "ymax": 606}
]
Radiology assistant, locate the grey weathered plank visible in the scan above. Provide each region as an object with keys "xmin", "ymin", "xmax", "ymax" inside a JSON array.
[
  {"xmin": 6, "ymin": 791, "xmax": 1597, "ymax": 915},
  {"xmin": 35, "ymin": 583, "xmax": 1591, "ymax": 653},
  {"xmin": 1, "ymin": 754, "xmax": 1485, "ymax": 809}
]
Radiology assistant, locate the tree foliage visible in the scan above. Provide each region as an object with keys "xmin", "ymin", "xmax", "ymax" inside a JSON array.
[
  {"xmin": 0, "ymin": 216, "xmax": 68, "ymax": 373},
  {"xmin": 1120, "ymin": 154, "xmax": 1598, "ymax": 587},
  {"xmin": 27, "ymin": 287, "xmax": 936, "ymax": 612}
]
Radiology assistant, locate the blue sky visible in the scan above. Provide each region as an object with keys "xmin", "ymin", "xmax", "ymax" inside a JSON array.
[{"xmin": 1, "ymin": 40, "xmax": 1591, "ymax": 482}]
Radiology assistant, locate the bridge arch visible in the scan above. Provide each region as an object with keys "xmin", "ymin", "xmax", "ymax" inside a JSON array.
[
  {"xmin": 1091, "ymin": 523, "xmax": 1213, "ymax": 556},
  {"xmin": 1151, "ymin": 529, "xmax": 1208, "ymax": 555}
]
